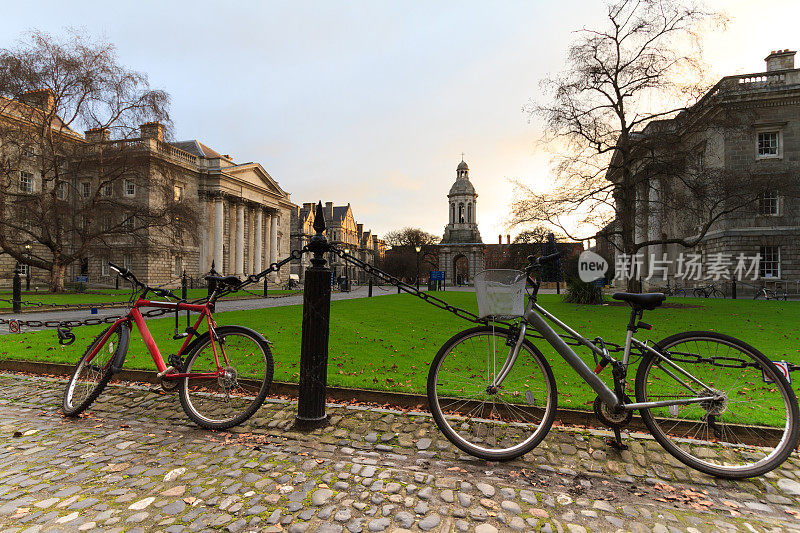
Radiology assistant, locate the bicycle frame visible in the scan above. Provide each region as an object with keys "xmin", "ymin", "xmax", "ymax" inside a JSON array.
[
  {"xmin": 505, "ymin": 299, "xmax": 721, "ymax": 412},
  {"xmin": 85, "ymin": 297, "xmax": 226, "ymax": 380}
]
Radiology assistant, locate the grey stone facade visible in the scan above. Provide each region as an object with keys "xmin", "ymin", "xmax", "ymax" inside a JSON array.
[
  {"xmin": 0, "ymin": 120, "xmax": 295, "ymax": 288},
  {"xmin": 612, "ymin": 50, "xmax": 800, "ymax": 294}
]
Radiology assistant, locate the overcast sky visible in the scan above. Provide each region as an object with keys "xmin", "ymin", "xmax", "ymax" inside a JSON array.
[{"xmin": 2, "ymin": 0, "xmax": 798, "ymax": 241}]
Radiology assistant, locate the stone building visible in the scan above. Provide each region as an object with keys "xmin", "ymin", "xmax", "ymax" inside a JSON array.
[
  {"xmin": 438, "ymin": 159, "xmax": 485, "ymax": 284},
  {"xmin": 606, "ymin": 50, "xmax": 800, "ymax": 292},
  {"xmin": 290, "ymin": 202, "xmax": 385, "ymax": 284},
  {"xmin": 0, "ymin": 99, "xmax": 295, "ymax": 287}
]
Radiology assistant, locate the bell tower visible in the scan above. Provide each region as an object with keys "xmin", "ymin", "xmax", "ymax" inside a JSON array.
[
  {"xmin": 438, "ymin": 157, "xmax": 485, "ymax": 285},
  {"xmin": 442, "ymin": 158, "xmax": 482, "ymax": 243}
]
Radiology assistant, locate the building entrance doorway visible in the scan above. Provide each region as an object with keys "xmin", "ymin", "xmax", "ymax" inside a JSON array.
[{"xmin": 454, "ymin": 254, "xmax": 469, "ymax": 285}]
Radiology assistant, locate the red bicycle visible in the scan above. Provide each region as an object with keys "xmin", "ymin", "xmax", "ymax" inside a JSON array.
[{"xmin": 62, "ymin": 262, "xmax": 273, "ymax": 429}]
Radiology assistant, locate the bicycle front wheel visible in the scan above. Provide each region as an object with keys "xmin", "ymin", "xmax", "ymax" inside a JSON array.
[
  {"xmin": 427, "ymin": 326, "xmax": 557, "ymax": 461},
  {"xmin": 179, "ymin": 326, "xmax": 273, "ymax": 430},
  {"xmin": 63, "ymin": 323, "xmax": 130, "ymax": 416},
  {"xmin": 635, "ymin": 331, "xmax": 799, "ymax": 478}
]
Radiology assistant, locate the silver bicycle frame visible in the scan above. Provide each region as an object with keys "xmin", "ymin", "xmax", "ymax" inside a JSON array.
[{"xmin": 517, "ymin": 300, "xmax": 720, "ymax": 412}]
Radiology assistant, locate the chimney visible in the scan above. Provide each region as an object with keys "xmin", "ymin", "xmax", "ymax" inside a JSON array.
[
  {"xmin": 765, "ymin": 49, "xmax": 796, "ymax": 72},
  {"xmin": 84, "ymin": 127, "xmax": 110, "ymax": 143},
  {"xmin": 18, "ymin": 89, "xmax": 55, "ymax": 113},
  {"xmin": 303, "ymin": 202, "xmax": 314, "ymax": 211},
  {"xmin": 139, "ymin": 121, "xmax": 164, "ymax": 141},
  {"xmin": 506, "ymin": 234, "xmax": 511, "ymax": 245}
]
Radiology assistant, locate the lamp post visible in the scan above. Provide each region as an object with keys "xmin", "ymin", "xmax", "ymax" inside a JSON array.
[
  {"xmin": 343, "ymin": 248, "xmax": 349, "ymax": 291},
  {"xmin": 415, "ymin": 245, "xmax": 421, "ymax": 291},
  {"xmin": 24, "ymin": 241, "xmax": 31, "ymax": 291}
]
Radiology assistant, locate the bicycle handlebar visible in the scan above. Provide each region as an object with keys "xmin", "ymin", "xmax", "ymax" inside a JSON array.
[
  {"xmin": 108, "ymin": 261, "xmax": 179, "ymax": 300},
  {"xmin": 525, "ymin": 252, "xmax": 562, "ymax": 274}
]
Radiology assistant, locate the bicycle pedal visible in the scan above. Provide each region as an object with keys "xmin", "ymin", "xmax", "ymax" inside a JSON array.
[
  {"xmin": 157, "ymin": 366, "xmax": 176, "ymax": 378},
  {"xmin": 173, "ymin": 332, "xmax": 189, "ymax": 340}
]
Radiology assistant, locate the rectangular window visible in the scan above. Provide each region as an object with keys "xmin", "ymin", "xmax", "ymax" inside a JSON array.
[
  {"xmin": 174, "ymin": 256, "xmax": 183, "ymax": 277},
  {"xmin": 21, "ymin": 147, "xmax": 36, "ymax": 158},
  {"xmin": 124, "ymin": 180, "xmax": 135, "ymax": 197},
  {"xmin": 20, "ymin": 171, "xmax": 34, "ymax": 193},
  {"xmin": 759, "ymin": 246, "xmax": 780, "ymax": 278},
  {"xmin": 56, "ymin": 181, "xmax": 67, "ymax": 200},
  {"xmin": 102, "ymin": 183, "xmax": 112, "ymax": 197},
  {"xmin": 758, "ymin": 191, "xmax": 779, "ymax": 216},
  {"xmin": 124, "ymin": 214, "xmax": 135, "ymax": 230},
  {"xmin": 757, "ymin": 132, "xmax": 779, "ymax": 157},
  {"xmin": 81, "ymin": 182, "xmax": 91, "ymax": 198},
  {"xmin": 102, "ymin": 215, "xmax": 112, "ymax": 232},
  {"xmin": 174, "ymin": 185, "xmax": 184, "ymax": 202},
  {"xmin": 101, "ymin": 260, "xmax": 109, "ymax": 277},
  {"xmin": 123, "ymin": 254, "xmax": 133, "ymax": 271}
]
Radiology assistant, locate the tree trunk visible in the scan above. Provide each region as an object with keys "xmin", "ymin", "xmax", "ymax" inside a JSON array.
[{"xmin": 49, "ymin": 262, "xmax": 67, "ymax": 293}]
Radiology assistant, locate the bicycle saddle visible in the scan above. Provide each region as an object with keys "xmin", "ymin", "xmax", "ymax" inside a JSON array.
[
  {"xmin": 205, "ymin": 275, "xmax": 242, "ymax": 288},
  {"xmin": 612, "ymin": 292, "xmax": 666, "ymax": 310}
]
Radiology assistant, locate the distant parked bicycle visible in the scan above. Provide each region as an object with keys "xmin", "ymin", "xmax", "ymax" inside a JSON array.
[
  {"xmin": 753, "ymin": 285, "xmax": 788, "ymax": 301},
  {"xmin": 692, "ymin": 282, "xmax": 725, "ymax": 298},
  {"xmin": 63, "ymin": 263, "xmax": 273, "ymax": 430},
  {"xmin": 658, "ymin": 280, "xmax": 686, "ymax": 297}
]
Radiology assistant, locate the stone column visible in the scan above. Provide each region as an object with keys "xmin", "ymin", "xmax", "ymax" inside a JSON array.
[
  {"xmin": 270, "ymin": 211, "xmax": 279, "ymax": 281},
  {"xmin": 213, "ymin": 197, "xmax": 224, "ymax": 272},
  {"xmin": 236, "ymin": 203, "xmax": 245, "ymax": 276},
  {"xmin": 254, "ymin": 208, "xmax": 263, "ymax": 273}
]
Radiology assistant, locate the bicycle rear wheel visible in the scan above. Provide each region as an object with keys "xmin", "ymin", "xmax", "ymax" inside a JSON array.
[
  {"xmin": 427, "ymin": 325, "xmax": 557, "ymax": 461},
  {"xmin": 635, "ymin": 331, "xmax": 799, "ymax": 478},
  {"xmin": 179, "ymin": 325, "xmax": 273, "ymax": 430},
  {"xmin": 63, "ymin": 324, "xmax": 130, "ymax": 416}
]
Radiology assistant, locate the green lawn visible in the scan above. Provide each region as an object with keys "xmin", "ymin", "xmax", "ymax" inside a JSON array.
[
  {"xmin": 2, "ymin": 292, "xmax": 799, "ymax": 411},
  {"xmin": 0, "ymin": 288, "xmax": 299, "ymax": 308}
]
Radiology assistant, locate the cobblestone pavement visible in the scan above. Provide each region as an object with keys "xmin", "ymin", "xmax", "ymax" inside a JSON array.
[{"xmin": 1, "ymin": 373, "xmax": 799, "ymax": 533}]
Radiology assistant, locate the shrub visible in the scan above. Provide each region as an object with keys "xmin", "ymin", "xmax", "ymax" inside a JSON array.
[{"xmin": 563, "ymin": 278, "xmax": 604, "ymax": 305}]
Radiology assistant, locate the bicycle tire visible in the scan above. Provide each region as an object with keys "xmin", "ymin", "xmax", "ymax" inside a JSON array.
[
  {"xmin": 693, "ymin": 288, "xmax": 705, "ymax": 298},
  {"xmin": 753, "ymin": 290, "xmax": 762, "ymax": 300},
  {"xmin": 179, "ymin": 325, "xmax": 273, "ymax": 430},
  {"xmin": 711, "ymin": 288, "xmax": 725, "ymax": 299},
  {"xmin": 63, "ymin": 324, "xmax": 130, "ymax": 417},
  {"xmin": 635, "ymin": 331, "xmax": 799, "ymax": 478},
  {"xmin": 427, "ymin": 325, "xmax": 557, "ymax": 461}
]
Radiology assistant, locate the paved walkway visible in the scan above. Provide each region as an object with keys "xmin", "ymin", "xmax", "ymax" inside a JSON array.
[{"xmin": 1, "ymin": 373, "xmax": 799, "ymax": 532}]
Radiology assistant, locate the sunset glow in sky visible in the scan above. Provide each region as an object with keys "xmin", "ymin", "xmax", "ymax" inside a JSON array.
[{"xmin": 3, "ymin": 0, "xmax": 799, "ymax": 241}]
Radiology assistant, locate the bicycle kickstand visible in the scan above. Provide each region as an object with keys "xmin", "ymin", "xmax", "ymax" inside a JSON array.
[{"xmin": 606, "ymin": 427, "xmax": 629, "ymax": 451}]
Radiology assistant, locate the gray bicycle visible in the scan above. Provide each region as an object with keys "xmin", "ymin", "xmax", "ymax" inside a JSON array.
[{"xmin": 427, "ymin": 254, "xmax": 799, "ymax": 478}]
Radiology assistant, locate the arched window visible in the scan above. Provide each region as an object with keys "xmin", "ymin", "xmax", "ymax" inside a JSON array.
[
  {"xmin": 458, "ymin": 204, "xmax": 465, "ymax": 224},
  {"xmin": 467, "ymin": 203, "xmax": 472, "ymax": 223},
  {"xmin": 450, "ymin": 203, "xmax": 455, "ymax": 223}
]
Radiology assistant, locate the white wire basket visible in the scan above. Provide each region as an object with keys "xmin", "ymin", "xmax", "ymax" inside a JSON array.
[{"xmin": 474, "ymin": 269, "xmax": 527, "ymax": 319}]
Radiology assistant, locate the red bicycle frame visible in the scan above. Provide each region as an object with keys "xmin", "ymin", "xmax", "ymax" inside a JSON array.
[{"xmin": 86, "ymin": 297, "xmax": 227, "ymax": 380}]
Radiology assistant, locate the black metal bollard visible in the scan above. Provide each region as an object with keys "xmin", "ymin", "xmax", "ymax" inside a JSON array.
[
  {"xmin": 181, "ymin": 270, "xmax": 188, "ymax": 300},
  {"xmin": 12, "ymin": 264, "xmax": 22, "ymax": 314},
  {"xmin": 397, "ymin": 284, "xmax": 401, "ymax": 294},
  {"xmin": 295, "ymin": 201, "xmax": 332, "ymax": 430},
  {"xmin": 731, "ymin": 279, "xmax": 737, "ymax": 299},
  {"xmin": 368, "ymin": 277, "xmax": 373, "ymax": 297},
  {"xmin": 115, "ymin": 275, "xmax": 119, "ymax": 290},
  {"xmin": 263, "ymin": 276, "xmax": 268, "ymax": 297}
]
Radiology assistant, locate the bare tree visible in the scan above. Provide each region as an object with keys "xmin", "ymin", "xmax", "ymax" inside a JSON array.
[
  {"xmin": 0, "ymin": 29, "xmax": 197, "ymax": 291},
  {"xmin": 382, "ymin": 227, "xmax": 440, "ymax": 281},
  {"xmin": 383, "ymin": 227, "xmax": 440, "ymax": 248},
  {"xmin": 508, "ymin": 0, "xmax": 780, "ymax": 289}
]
